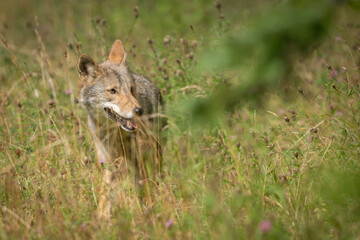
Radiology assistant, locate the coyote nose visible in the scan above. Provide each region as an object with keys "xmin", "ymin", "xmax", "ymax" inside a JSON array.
[{"xmin": 134, "ymin": 107, "xmax": 143, "ymax": 116}]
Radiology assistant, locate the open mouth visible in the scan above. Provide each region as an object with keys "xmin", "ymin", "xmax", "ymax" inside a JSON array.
[{"xmin": 104, "ymin": 107, "xmax": 137, "ymax": 132}]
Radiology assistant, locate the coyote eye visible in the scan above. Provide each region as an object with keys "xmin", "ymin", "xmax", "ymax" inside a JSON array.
[{"xmin": 108, "ymin": 88, "xmax": 117, "ymax": 94}]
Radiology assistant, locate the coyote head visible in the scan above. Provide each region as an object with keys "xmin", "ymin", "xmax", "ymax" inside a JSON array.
[{"xmin": 78, "ymin": 40, "xmax": 143, "ymax": 132}]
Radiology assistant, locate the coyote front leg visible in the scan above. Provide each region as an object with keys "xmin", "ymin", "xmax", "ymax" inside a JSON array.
[{"xmin": 88, "ymin": 117, "xmax": 112, "ymax": 219}]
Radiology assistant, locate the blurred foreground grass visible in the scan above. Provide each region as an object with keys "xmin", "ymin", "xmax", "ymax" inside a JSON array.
[{"xmin": 0, "ymin": 0, "xmax": 359, "ymax": 239}]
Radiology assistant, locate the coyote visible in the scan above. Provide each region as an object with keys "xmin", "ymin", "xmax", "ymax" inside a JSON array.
[{"xmin": 78, "ymin": 39, "xmax": 163, "ymax": 218}]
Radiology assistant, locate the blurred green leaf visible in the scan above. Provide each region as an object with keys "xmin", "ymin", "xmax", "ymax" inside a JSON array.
[{"xmin": 193, "ymin": 0, "xmax": 345, "ymax": 124}]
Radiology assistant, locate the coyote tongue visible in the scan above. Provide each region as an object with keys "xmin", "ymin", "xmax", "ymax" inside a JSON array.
[{"xmin": 127, "ymin": 120, "xmax": 137, "ymax": 129}]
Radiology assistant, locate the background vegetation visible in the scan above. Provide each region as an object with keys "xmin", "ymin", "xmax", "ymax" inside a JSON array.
[{"xmin": 0, "ymin": 0, "xmax": 359, "ymax": 239}]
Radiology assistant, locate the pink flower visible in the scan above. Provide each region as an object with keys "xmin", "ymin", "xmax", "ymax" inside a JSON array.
[
  {"xmin": 330, "ymin": 70, "xmax": 338, "ymax": 78},
  {"xmin": 100, "ymin": 158, "xmax": 105, "ymax": 164},
  {"xmin": 165, "ymin": 220, "xmax": 173, "ymax": 228},
  {"xmin": 259, "ymin": 220, "xmax": 272, "ymax": 234},
  {"xmin": 64, "ymin": 89, "xmax": 72, "ymax": 95}
]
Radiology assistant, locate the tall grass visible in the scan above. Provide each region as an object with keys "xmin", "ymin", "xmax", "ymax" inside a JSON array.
[{"xmin": 0, "ymin": 0, "xmax": 359, "ymax": 239}]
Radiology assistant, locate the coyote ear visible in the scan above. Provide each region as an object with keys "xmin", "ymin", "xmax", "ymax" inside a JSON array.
[
  {"xmin": 109, "ymin": 40, "xmax": 126, "ymax": 66},
  {"xmin": 78, "ymin": 54, "xmax": 99, "ymax": 81}
]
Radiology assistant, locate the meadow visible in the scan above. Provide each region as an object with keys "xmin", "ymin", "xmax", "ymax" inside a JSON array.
[{"xmin": 0, "ymin": 0, "xmax": 359, "ymax": 239}]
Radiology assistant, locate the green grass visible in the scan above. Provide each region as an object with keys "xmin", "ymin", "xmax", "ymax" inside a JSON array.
[{"xmin": 0, "ymin": 0, "xmax": 359, "ymax": 239}]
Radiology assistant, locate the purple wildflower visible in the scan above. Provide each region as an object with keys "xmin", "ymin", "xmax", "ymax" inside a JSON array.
[
  {"xmin": 64, "ymin": 89, "xmax": 72, "ymax": 95},
  {"xmin": 330, "ymin": 69, "xmax": 338, "ymax": 78},
  {"xmin": 277, "ymin": 109, "xmax": 286, "ymax": 115},
  {"xmin": 334, "ymin": 36, "xmax": 342, "ymax": 42},
  {"xmin": 259, "ymin": 220, "xmax": 272, "ymax": 234},
  {"xmin": 336, "ymin": 111, "xmax": 343, "ymax": 116},
  {"xmin": 165, "ymin": 220, "xmax": 173, "ymax": 228},
  {"xmin": 81, "ymin": 223, "xmax": 86, "ymax": 229},
  {"xmin": 100, "ymin": 158, "xmax": 105, "ymax": 164}
]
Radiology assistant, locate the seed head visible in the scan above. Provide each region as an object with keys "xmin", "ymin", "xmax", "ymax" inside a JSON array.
[
  {"xmin": 78, "ymin": 134, "xmax": 85, "ymax": 141},
  {"xmin": 49, "ymin": 133, "xmax": 57, "ymax": 142},
  {"xmin": 95, "ymin": 16, "xmax": 101, "ymax": 25},
  {"xmin": 180, "ymin": 38, "xmax": 187, "ymax": 46},
  {"xmin": 191, "ymin": 40, "xmax": 198, "ymax": 48},
  {"xmin": 175, "ymin": 69, "xmax": 183, "ymax": 77},
  {"xmin": 67, "ymin": 43, "xmax": 73, "ymax": 49},
  {"xmin": 163, "ymin": 35, "xmax": 171, "ymax": 45},
  {"xmin": 15, "ymin": 149, "xmax": 21, "ymax": 157},
  {"xmin": 161, "ymin": 58, "xmax": 167, "ymax": 65},
  {"xmin": 215, "ymin": 1, "xmax": 221, "ymax": 10},
  {"xmin": 48, "ymin": 100, "xmax": 55, "ymax": 108},
  {"xmin": 187, "ymin": 52, "xmax": 194, "ymax": 60},
  {"xmin": 161, "ymin": 88, "xmax": 168, "ymax": 96},
  {"xmin": 278, "ymin": 174, "xmax": 288, "ymax": 184},
  {"xmin": 16, "ymin": 101, "xmax": 22, "ymax": 109},
  {"xmin": 311, "ymin": 128, "xmax": 318, "ymax": 134},
  {"xmin": 76, "ymin": 42, "xmax": 82, "ymax": 52},
  {"xmin": 133, "ymin": 6, "xmax": 139, "ymax": 18},
  {"xmin": 189, "ymin": 24, "xmax": 194, "ymax": 33},
  {"xmin": 284, "ymin": 117, "xmax": 290, "ymax": 123},
  {"xmin": 290, "ymin": 169, "xmax": 298, "ymax": 176}
]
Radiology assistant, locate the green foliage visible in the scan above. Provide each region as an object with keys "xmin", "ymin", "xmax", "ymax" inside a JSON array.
[{"xmin": 193, "ymin": 0, "xmax": 347, "ymax": 124}]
